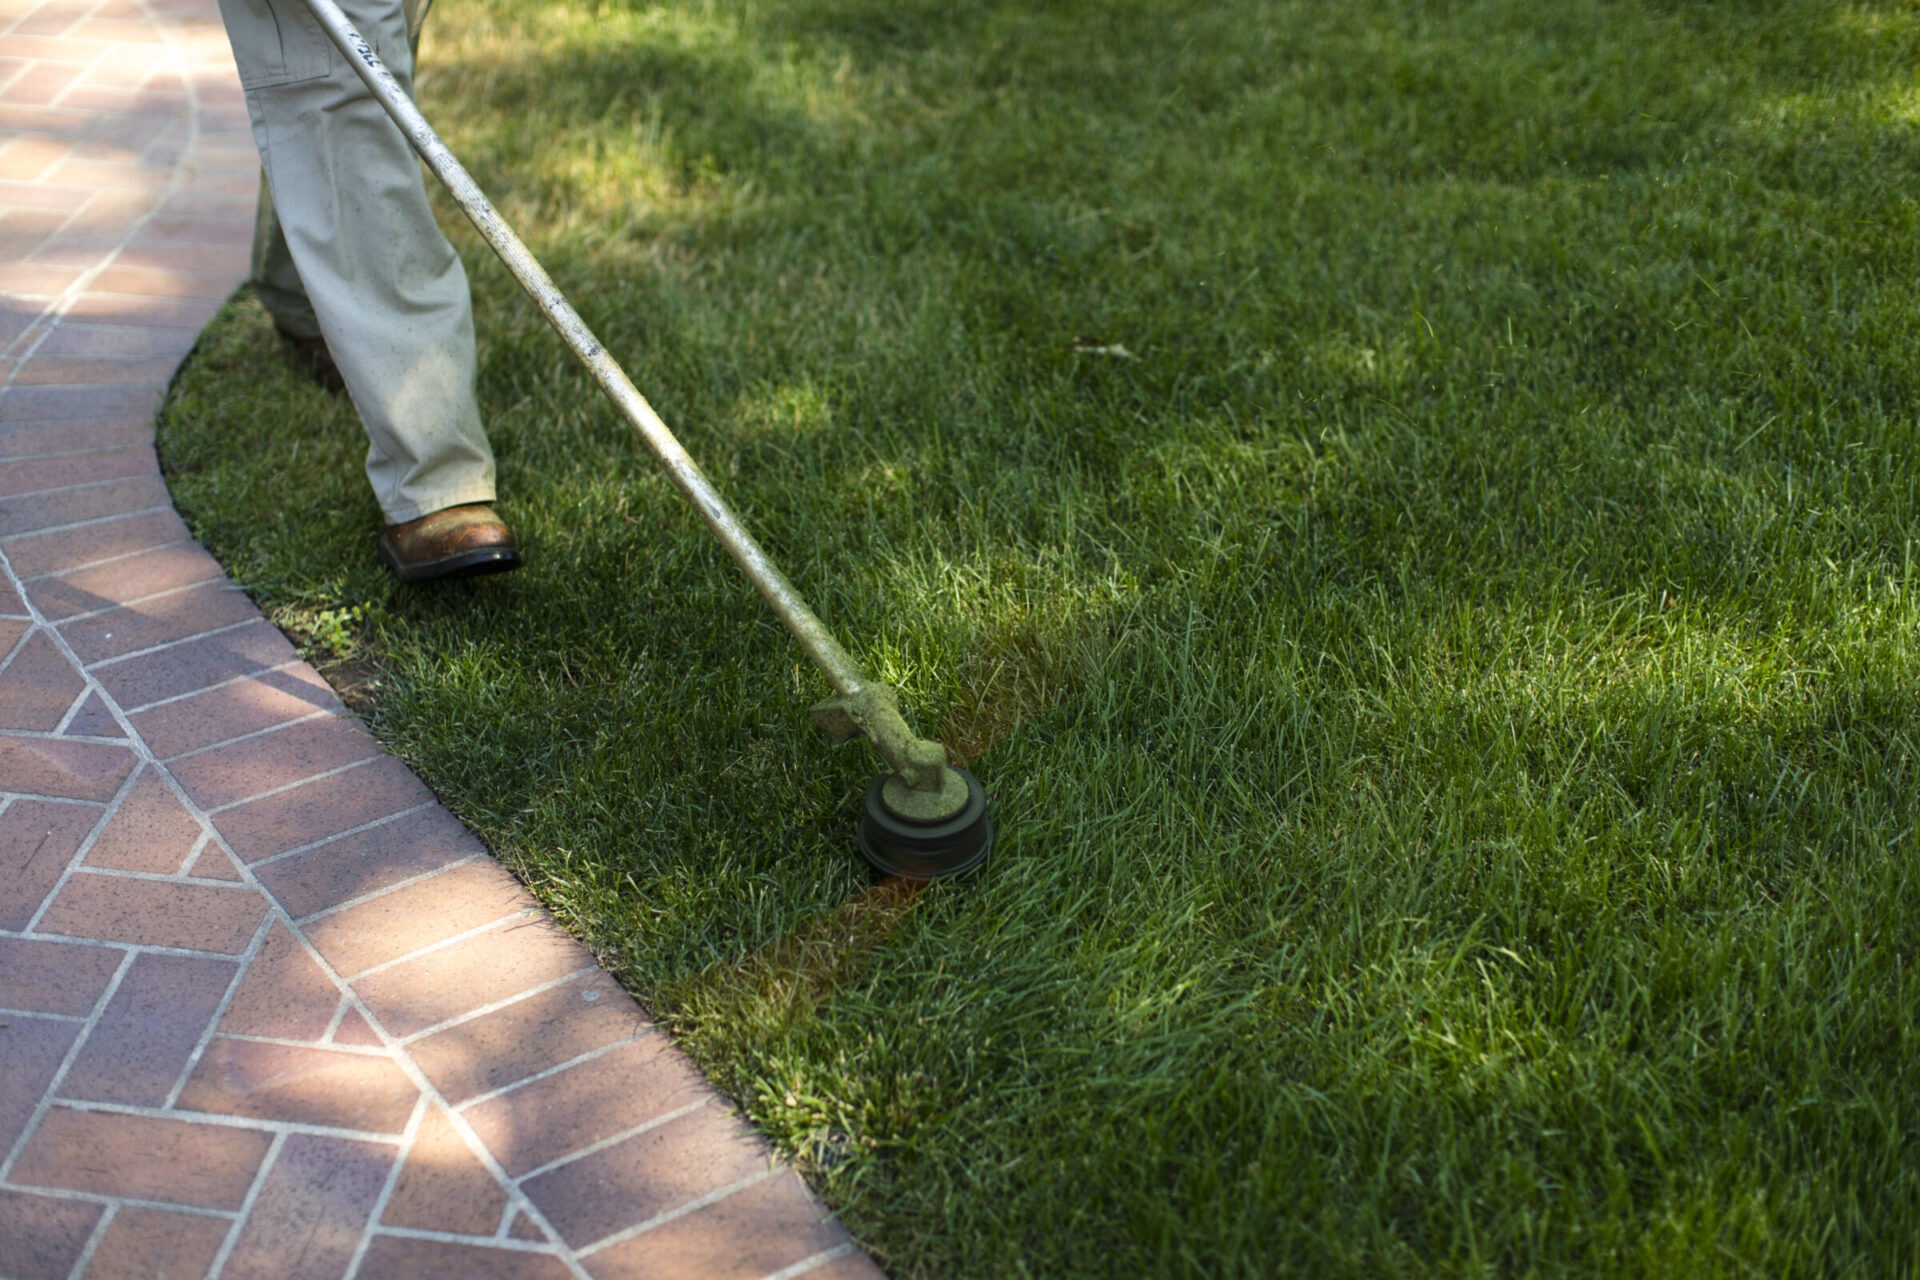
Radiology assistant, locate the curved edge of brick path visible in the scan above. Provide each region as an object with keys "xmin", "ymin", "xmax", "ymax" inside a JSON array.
[{"xmin": 0, "ymin": 2, "xmax": 886, "ymax": 1278}]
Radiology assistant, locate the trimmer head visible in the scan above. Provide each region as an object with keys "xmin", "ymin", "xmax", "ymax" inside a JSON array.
[{"xmin": 857, "ymin": 766, "xmax": 992, "ymax": 881}]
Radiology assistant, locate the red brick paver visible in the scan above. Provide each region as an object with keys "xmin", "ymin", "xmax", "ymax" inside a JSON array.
[{"xmin": 0, "ymin": 1, "xmax": 881, "ymax": 1276}]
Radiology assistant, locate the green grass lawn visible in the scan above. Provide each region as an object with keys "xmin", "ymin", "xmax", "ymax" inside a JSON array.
[{"xmin": 160, "ymin": 0, "xmax": 1920, "ymax": 1273}]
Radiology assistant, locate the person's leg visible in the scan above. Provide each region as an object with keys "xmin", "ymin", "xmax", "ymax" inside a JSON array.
[
  {"xmin": 216, "ymin": 0, "xmax": 496, "ymax": 526},
  {"xmin": 250, "ymin": 178, "xmax": 344, "ymax": 393},
  {"xmin": 246, "ymin": 0, "xmax": 430, "ymax": 346},
  {"xmin": 249, "ymin": 177, "xmax": 321, "ymax": 341}
]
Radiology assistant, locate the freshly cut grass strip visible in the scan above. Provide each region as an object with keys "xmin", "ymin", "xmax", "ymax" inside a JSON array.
[{"xmin": 161, "ymin": 0, "xmax": 1920, "ymax": 1274}]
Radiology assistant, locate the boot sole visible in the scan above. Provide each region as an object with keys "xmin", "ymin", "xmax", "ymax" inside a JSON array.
[{"xmin": 379, "ymin": 539, "xmax": 522, "ymax": 584}]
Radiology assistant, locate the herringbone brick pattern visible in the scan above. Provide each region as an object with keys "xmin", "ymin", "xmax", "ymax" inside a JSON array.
[{"xmin": 0, "ymin": 0, "xmax": 880, "ymax": 1275}]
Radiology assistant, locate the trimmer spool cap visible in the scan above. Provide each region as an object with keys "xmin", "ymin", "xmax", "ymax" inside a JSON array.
[{"xmin": 857, "ymin": 766, "xmax": 992, "ymax": 881}]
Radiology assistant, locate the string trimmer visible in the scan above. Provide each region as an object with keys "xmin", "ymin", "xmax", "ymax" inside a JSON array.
[{"xmin": 297, "ymin": 0, "xmax": 992, "ymax": 880}]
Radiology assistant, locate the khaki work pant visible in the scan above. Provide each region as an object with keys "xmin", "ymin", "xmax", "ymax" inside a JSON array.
[{"xmin": 215, "ymin": 0, "xmax": 495, "ymax": 524}]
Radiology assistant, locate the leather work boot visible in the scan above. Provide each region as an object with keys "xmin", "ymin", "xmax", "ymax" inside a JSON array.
[
  {"xmin": 380, "ymin": 503, "xmax": 521, "ymax": 583},
  {"xmin": 275, "ymin": 325, "xmax": 346, "ymax": 395}
]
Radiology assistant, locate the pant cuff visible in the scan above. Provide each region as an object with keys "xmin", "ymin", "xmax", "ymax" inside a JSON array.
[{"xmin": 379, "ymin": 483, "xmax": 499, "ymax": 526}]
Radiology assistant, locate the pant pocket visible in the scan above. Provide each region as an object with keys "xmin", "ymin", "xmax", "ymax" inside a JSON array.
[{"xmin": 217, "ymin": 0, "xmax": 333, "ymax": 89}]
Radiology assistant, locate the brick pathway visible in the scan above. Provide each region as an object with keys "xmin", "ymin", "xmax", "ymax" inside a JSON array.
[{"xmin": 0, "ymin": 1, "xmax": 881, "ymax": 1277}]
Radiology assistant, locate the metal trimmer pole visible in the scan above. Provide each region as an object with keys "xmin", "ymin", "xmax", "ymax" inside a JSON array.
[{"xmin": 299, "ymin": 0, "xmax": 954, "ymax": 797}]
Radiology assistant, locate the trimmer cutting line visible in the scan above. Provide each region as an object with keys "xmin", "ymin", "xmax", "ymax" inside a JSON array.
[{"xmin": 301, "ymin": 0, "xmax": 991, "ymax": 880}]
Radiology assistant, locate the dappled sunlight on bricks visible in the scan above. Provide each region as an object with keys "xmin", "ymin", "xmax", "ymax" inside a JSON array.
[
  {"xmin": 47, "ymin": 156, "xmax": 184, "ymax": 195},
  {"xmin": 26, "ymin": 540, "xmax": 224, "ymax": 622},
  {"xmin": 397, "ymin": 970, "xmax": 643, "ymax": 1102},
  {"xmin": 0, "ymin": 103, "xmax": 93, "ymax": 139},
  {"xmin": 582, "ymin": 1171, "xmax": 862, "ymax": 1280},
  {"xmin": 59, "ymin": 290, "xmax": 219, "ymax": 328},
  {"xmin": 18, "ymin": 218, "xmax": 136, "ymax": 267},
  {"xmin": 382, "ymin": 1104, "xmax": 509, "ymax": 1235},
  {"xmin": 0, "ymin": 138, "xmax": 73, "ymax": 183},
  {"xmin": 37, "ymin": 870, "xmax": 266, "ymax": 951},
  {"xmin": 463, "ymin": 1033, "xmax": 712, "ymax": 1180},
  {"xmin": 221, "ymin": 1134, "xmax": 396, "ymax": 1280},
  {"xmin": 331, "ymin": 1004, "xmax": 384, "ymax": 1047},
  {"xmin": 0, "ymin": 507, "xmax": 189, "ymax": 577},
  {"xmin": 6, "ymin": 260, "xmax": 92, "ymax": 298},
  {"xmin": 12, "ymin": 1108, "xmax": 273, "ymax": 1208},
  {"xmin": 91, "ymin": 260, "xmax": 238, "ymax": 299},
  {"xmin": 351, "ymin": 914, "xmax": 600, "ymax": 1040},
  {"xmin": 210, "ymin": 755, "xmax": 431, "ymax": 861},
  {"xmin": 522, "ymin": 1103, "xmax": 772, "ymax": 1250},
  {"xmin": 4, "ymin": 259, "xmax": 88, "ymax": 296},
  {"xmin": 356, "ymin": 1236, "xmax": 576, "ymax": 1280},
  {"xmin": 303, "ymin": 857, "xmax": 540, "ymax": 978},
  {"xmin": 219, "ymin": 918, "xmax": 344, "ymax": 1041},
  {"xmin": 176, "ymin": 1036, "xmax": 421, "ymax": 1132},
  {"xmin": 129, "ymin": 664, "xmax": 348, "ymax": 762},
  {"xmin": 169, "ymin": 713, "xmax": 383, "ymax": 810},
  {"xmin": 0, "ymin": 735, "xmax": 132, "ymax": 801},
  {"xmin": 34, "ymin": 320, "xmax": 213, "ymax": 357},
  {"xmin": 58, "ymin": 576, "xmax": 258, "ymax": 665},
  {"xmin": 90, "ymin": 615, "xmax": 298, "ymax": 709},
  {"xmin": 184, "ymin": 839, "xmax": 243, "ymax": 879},
  {"xmin": 254, "ymin": 802, "xmax": 480, "ymax": 918},
  {"xmin": 80, "ymin": 762, "xmax": 201, "ymax": 872}
]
